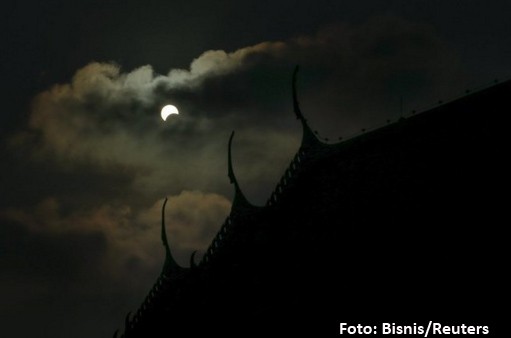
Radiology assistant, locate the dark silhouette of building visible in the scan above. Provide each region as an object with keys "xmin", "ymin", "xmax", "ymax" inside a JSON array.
[{"xmin": 113, "ymin": 68, "xmax": 505, "ymax": 337}]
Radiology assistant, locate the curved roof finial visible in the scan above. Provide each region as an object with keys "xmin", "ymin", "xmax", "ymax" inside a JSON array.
[
  {"xmin": 228, "ymin": 131, "xmax": 255, "ymax": 212},
  {"xmin": 227, "ymin": 131, "xmax": 238, "ymax": 186},
  {"xmin": 189, "ymin": 250, "xmax": 198, "ymax": 269},
  {"xmin": 292, "ymin": 65, "xmax": 323, "ymax": 150},
  {"xmin": 292, "ymin": 66, "xmax": 305, "ymax": 122},
  {"xmin": 161, "ymin": 197, "xmax": 182, "ymax": 274}
]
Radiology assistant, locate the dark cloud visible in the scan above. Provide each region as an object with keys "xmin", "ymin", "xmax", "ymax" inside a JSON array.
[
  {"xmin": 12, "ymin": 16, "xmax": 464, "ymax": 200},
  {"xmin": 0, "ymin": 217, "xmax": 112, "ymax": 338},
  {"xmin": 0, "ymin": 191, "xmax": 230, "ymax": 337},
  {"xmin": 2, "ymin": 14, "xmax": 469, "ymax": 338},
  {"xmin": 1, "ymin": 191, "xmax": 230, "ymax": 273}
]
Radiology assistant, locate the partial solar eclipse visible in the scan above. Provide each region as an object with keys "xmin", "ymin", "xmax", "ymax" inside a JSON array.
[{"xmin": 161, "ymin": 105, "xmax": 179, "ymax": 121}]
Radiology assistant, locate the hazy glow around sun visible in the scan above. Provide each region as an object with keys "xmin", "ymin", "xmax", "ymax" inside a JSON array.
[{"xmin": 161, "ymin": 105, "xmax": 179, "ymax": 121}]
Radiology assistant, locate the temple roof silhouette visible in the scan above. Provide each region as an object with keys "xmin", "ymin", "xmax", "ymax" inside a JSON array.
[{"xmin": 113, "ymin": 67, "xmax": 506, "ymax": 337}]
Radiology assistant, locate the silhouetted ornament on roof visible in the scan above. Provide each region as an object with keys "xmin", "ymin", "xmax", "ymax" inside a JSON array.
[
  {"xmin": 228, "ymin": 131, "xmax": 260, "ymax": 215},
  {"xmin": 292, "ymin": 66, "xmax": 325, "ymax": 151},
  {"xmin": 161, "ymin": 198, "xmax": 185, "ymax": 275}
]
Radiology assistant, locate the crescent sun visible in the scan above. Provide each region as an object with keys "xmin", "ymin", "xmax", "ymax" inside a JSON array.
[{"xmin": 161, "ymin": 105, "xmax": 179, "ymax": 121}]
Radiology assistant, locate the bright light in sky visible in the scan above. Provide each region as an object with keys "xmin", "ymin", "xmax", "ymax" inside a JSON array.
[{"xmin": 161, "ymin": 105, "xmax": 179, "ymax": 121}]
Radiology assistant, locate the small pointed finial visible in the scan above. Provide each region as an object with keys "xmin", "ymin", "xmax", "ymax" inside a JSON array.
[
  {"xmin": 124, "ymin": 312, "xmax": 131, "ymax": 331},
  {"xmin": 190, "ymin": 251, "xmax": 198, "ymax": 269}
]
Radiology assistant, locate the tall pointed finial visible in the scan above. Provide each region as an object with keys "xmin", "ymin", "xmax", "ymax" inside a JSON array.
[
  {"xmin": 227, "ymin": 131, "xmax": 237, "ymax": 185},
  {"xmin": 293, "ymin": 66, "xmax": 305, "ymax": 122},
  {"xmin": 292, "ymin": 66, "xmax": 323, "ymax": 150},
  {"xmin": 161, "ymin": 197, "xmax": 182, "ymax": 274},
  {"xmin": 228, "ymin": 131, "xmax": 255, "ymax": 212}
]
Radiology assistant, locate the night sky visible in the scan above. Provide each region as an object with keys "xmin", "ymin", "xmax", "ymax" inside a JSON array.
[{"xmin": 1, "ymin": 1, "xmax": 510, "ymax": 337}]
